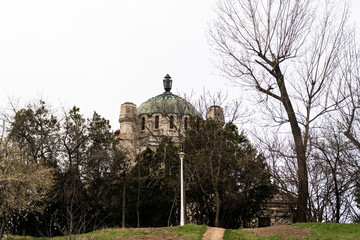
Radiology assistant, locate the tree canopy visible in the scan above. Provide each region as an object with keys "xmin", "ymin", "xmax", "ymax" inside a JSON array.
[{"xmin": 184, "ymin": 118, "xmax": 275, "ymax": 228}]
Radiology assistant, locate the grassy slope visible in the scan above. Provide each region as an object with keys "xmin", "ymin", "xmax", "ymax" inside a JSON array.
[
  {"xmin": 6, "ymin": 224, "xmax": 207, "ymax": 240},
  {"xmin": 172, "ymin": 224, "xmax": 207, "ymax": 240},
  {"xmin": 7, "ymin": 223, "xmax": 360, "ymax": 240},
  {"xmin": 297, "ymin": 222, "xmax": 360, "ymax": 240},
  {"xmin": 224, "ymin": 223, "xmax": 360, "ymax": 240}
]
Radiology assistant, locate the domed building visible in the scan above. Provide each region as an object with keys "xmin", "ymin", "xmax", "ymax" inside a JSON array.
[
  {"xmin": 118, "ymin": 74, "xmax": 293, "ymax": 227},
  {"xmin": 118, "ymin": 74, "xmax": 224, "ymax": 159}
]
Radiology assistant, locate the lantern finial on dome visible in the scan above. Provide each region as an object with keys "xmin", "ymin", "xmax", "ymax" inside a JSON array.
[{"xmin": 163, "ymin": 74, "xmax": 172, "ymax": 92}]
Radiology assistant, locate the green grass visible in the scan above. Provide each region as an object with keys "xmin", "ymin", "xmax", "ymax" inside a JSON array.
[
  {"xmin": 296, "ymin": 222, "xmax": 360, "ymax": 240},
  {"xmin": 223, "ymin": 229, "xmax": 290, "ymax": 240},
  {"xmin": 8, "ymin": 223, "xmax": 360, "ymax": 240},
  {"xmin": 224, "ymin": 223, "xmax": 360, "ymax": 240},
  {"xmin": 58, "ymin": 228, "xmax": 152, "ymax": 240},
  {"xmin": 6, "ymin": 224, "xmax": 206, "ymax": 240},
  {"xmin": 170, "ymin": 224, "xmax": 207, "ymax": 240},
  {"xmin": 6, "ymin": 228, "xmax": 152, "ymax": 240},
  {"xmin": 223, "ymin": 228, "xmax": 257, "ymax": 240},
  {"xmin": 224, "ymin": 230, "xmax": 306, "ymax": 240}
]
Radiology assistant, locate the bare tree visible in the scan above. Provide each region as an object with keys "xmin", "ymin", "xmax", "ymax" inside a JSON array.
[
  {"xmin": 309, "ymin": 124, "xmax": 357, "ymax": 222},
  {"xmin": 337, "ymin": 33, "xmax": 360, "ymax": 149},
  {"xmin": 333, "ymin": 29, "xmax": 360, "ymax": 223},
  {"xmin": 209, "ymin": 0, "xmax": 349, "ymax": 222}
]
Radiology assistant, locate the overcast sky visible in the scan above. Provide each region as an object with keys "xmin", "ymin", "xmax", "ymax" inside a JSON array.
[{"xmin": 1, "ymin": 0, "xmax": 360, "ymax": 129}]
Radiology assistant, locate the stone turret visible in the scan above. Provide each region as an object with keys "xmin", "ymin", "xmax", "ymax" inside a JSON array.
[
  {"xmin": 119, "ymin": 102, "xmax": 138, "ymax": 140},
  {"xmin": 206, "ymin": 105, "xmax": 225, "ymax": 125}
]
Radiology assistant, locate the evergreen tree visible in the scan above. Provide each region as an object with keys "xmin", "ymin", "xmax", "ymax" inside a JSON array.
[{"xmin": 184, "ymin": 118, "xmax": 275, "ymax": 228}]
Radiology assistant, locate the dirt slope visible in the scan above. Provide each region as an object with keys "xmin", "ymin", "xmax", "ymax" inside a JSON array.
[
  {"xmin": 245, "ymin": 224, "xmax": 310, "ymax": 239},
  {"xmin": 202, "ymin": 227, "xmax": 225, "ymax": 240}
]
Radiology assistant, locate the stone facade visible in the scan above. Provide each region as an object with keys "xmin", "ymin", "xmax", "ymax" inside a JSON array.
[
  {"xmin": 118, "ymin": 74, "xmax": 223, "ymax": 159},
  {"xmin": 256, "ymin": 193, "xmax": 295, "ymax": 227}
]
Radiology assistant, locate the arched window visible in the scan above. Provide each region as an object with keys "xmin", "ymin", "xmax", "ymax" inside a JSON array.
[
  {"xmin": 170, "ymin": 116, "xmax": 174, "ymax": 129},
  {"xmin": 141, "ymin": 117, "xmax": 145, "ymax": 130},
  {"xmin": 155, "ymin": 116, "xmax": 159, "ymax": 129},
  {"xmin": 184, "ymin": 117, "xmax": 188, "ymax": 130}
]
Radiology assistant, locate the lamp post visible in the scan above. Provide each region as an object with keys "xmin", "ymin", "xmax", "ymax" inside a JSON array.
[{"xmin": 178, "ymin": 151, "xmax": 185, "ymax": 226}]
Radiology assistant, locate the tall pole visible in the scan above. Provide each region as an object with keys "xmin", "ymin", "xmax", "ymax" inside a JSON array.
[{"xmin": 179, "ymin": 152, "xmax": 185, "ymax": 226}]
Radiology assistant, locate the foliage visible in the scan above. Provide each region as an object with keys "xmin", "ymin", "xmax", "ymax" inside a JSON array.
[
  {"xmin": 0, "ymin": 143, "xmax": 53, "ymax": 212},
  {"xmin": 2, "ymin": 102, "xmax": 128, "ymax": 238},
  {"xmin": 184, "ymin": 118, "xmax": 276, "ymax": 228},
  {"xmin": 0, "ymin": 140, "xmax": 54, "ymax": 240},
  {"xmin": 126, "ymin": 138, "xmax": 181, "ymax": 227},
  {"xmin": 8, "ymin": 100, "xmax": 59, "ymax": 166},
  {"xmin": 54, "ymin": 109, "xmax": 127, "ymax": 237},
  {"xmin": 125, "ymin": 119, "xmax": 274, "ymax": 229},
  {"xmin": 8, "ymin": 96, "xmax": 360, "ymax": 239}
]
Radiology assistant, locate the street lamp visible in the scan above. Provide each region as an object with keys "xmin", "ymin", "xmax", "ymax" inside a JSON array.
[{"xmin": 178, "ymin": 151, "xmax": 185, "ymax": 226}]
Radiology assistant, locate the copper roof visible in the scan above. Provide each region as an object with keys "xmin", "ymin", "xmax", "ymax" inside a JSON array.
[{"xmin": 137, "ymin": 91, "xmax": 199, "ymax": 117}]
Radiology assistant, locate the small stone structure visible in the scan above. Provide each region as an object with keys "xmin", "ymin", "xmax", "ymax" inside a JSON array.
[{"xmin": 255, "ymin": 192, "xmax": 295, "ymax": 227}]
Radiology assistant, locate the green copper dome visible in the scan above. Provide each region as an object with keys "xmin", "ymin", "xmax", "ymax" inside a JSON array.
[
  {"xmin": 138, "ymin": 92, "xmax": 199, "ymax": 117},
  {"xmin": 138, "ymin": 74, "xmax": 199, "ymax": 117}
]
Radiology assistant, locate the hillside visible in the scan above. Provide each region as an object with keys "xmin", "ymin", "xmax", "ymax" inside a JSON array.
[{"xmin": 6, "ymin": 223, "xmax": 360, "ymax": 240}]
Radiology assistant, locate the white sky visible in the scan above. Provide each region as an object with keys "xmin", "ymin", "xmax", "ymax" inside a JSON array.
[{"xmin": 1, "ymin": 0, "xmax": 359, "ymax": 129}]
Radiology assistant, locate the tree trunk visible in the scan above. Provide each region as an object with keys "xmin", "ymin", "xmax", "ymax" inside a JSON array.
[
  {"xmin": 0, "ymin": 215, "xmax": 7, "ymax": 240},
  {"xmin": 168, "ymin": 195, "xmax": 176, "ymax": 227},
  {"xmin": 209, "ymin": 155, "xmax": 221, "ymax": 227},
  {"xmin": 68, "ymin": 202, "xmax": 73, "ymax": 240},
  {"xmin": 274, "ymin": 68, "xmax": 309, "ymax": 222},
  {"xmin": 296, "ymin": 154, "xmax": 309, "ymax": 222},
  {"xmin": 334, "ymin": 176, "xmax": 340, "ymax": 223},
  {"xmin": 214, "ymin": 190, "xmax": 221, "ymax": 227},
  {"xmin": 122, "ymin": 175, "xmax": 126, "ymax": 228},
  {"xmin": 137, "ymin": 164, "xmax": 140, "ymax": 228}
]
